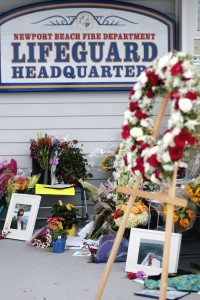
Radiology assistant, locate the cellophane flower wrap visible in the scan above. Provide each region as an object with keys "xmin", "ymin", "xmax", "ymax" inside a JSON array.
[{"xmin": 161, "ymin": 188, "xmax": 197, "ymax": 232}]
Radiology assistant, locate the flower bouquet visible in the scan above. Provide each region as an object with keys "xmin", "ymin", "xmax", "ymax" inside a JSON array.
[
  {"xmin": 51, "ymin": 200, "xmax": 78, "ymax": 230},
  {"xmin": 7, "ymin": 170, "xmax": 41, "ymax": 202},
  {"xmin": 185, "ymin": 176, "xmax": 200, "ymax": 206},
  {"xmin": 113, "ymin": 200, "xmax": 149, "ymax": 229},
  {"xmin": 161, "ymin": 188, "xmax": 197, "ymax": 232}
]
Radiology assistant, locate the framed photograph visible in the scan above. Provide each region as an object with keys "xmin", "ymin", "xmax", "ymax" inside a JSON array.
[
  {"xmin": 125, "ymin": 228, "xmax": 182, "ymax": 276},
  {"xmin": 3, "ymin": 193, "xmax": 41, "ymax": 241}
]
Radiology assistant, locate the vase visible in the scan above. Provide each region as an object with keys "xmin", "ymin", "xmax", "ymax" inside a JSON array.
[
  {"xmin": 52, "ymin": 237, "xmax": 67, "ymax": 254},
  {"xmin": 41, "ymin": 169, "xmax": 51, "ymax": 185},
  {"xmin": 67, "ymin": 224, "xmax": 76, "ymax": 236}
]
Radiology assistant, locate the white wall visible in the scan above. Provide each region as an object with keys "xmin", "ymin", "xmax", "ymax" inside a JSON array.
[{"xmin": 0, "ymin": 0, "xmax": 176, "ymax": 190}]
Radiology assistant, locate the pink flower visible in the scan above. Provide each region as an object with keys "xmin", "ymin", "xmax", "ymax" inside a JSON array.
[{"xmin": 170, "ymin": 62, "xmax": 183, "ymax": 76}]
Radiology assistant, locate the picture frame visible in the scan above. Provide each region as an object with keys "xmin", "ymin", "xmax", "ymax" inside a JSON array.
[
  {"xmin": 3, "ymin": 193, "xmax": 41, "ymax": 241},
  {"xmin": 125, "ymin": 228, "xmax": 182, "ymax": 276}
]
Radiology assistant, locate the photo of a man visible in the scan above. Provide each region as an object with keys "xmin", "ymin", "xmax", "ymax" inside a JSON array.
[{"xmin": 10, "ymin": 208, "xmax": 25, "ymax": 230}]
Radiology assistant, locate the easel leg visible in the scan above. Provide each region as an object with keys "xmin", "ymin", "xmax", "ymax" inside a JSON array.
[{"xmin": 95, "ymin": 177, "xmax": 141, "ymax": 300}]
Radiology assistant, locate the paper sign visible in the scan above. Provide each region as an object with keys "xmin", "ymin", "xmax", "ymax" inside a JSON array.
[{"xmin": 35, "ymin": 184, "xmax": 75, "ymax": 195}]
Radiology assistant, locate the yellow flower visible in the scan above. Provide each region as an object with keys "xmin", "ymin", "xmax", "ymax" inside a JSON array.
[
  {"xmin": 195, "ymin": 186, "xmax": 200, "ymax": 197},
  {"xmin": 185, "ymin": 185, "xmax": 194, "ymax": 197},
  {"xmin": 191, "ymin": 196, "xmax": 200, "ymax": 203},
  {"xmin": 56, "ymin": 221, "xmax": 63, "ymax": 229},
  {"xmin": 131, "ymin": 206, "xmax": 139, "ymax": 214},
  {"xmin": 66, "ymin": 203, "xmax": 74, "ymax": 211},
  {"xmin": 173, "ymin": 214, "xmax": 179, "ymax": 223},
  {"xmin": 58, "ymin": 200, "xmax": 63, "ymax": 206},
  {"xmin": 179, "ymin": 218, "xmax": 190, "ymax": 228}
]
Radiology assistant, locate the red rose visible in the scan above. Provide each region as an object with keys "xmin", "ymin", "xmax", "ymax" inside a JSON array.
[
  {"xmin": 113, "ymin": 210, "xmax": 120, "ymax": 219},
  {"xmin": 129, "ymin": 102, "xmax": 139, "ymax": 112},
  {"xmin": 129, "ymin": 89, "xmax": 135, "ymax": 100},
  {"xmin": 146, "ymin": 70, "xmax": 159, "ymax": 86},
  {"xmin": 174, "ymin": 100, "xmax": 179, "ymax": 110},
  {"xmin": 121, "ymin": 125, "xmax": 130, "ymax": 139},
  {"xmin": 170, "ymin": 62, "xmax": 183, "ymax": 76},
  {"xmin": 174, "ymin": 129, "xmax": 196, "ymax": 147},
  {"xmin": 185, "ymin": 91, "xmax": 197, "ymax": 100},
  {"xmin": 135, "ymin": 110, "xmax": 148, "ymax": 119},
  {"xmin": 187, "ymin": 132, "xmax": 196, "ymax": 145},
  {"xmin": 127, "ymin": 272, "xmax": 137, "ymax": 280},
  {"xmin": 146, "ymin": 89, "xmax": 155, "ymax": 99},
  {"xmin": 169, "ymin": 146, "xmax": 183, "ymax": 161},
  {"xmin": 148, "ymin": 154, "xmax": 160, "ymax": 167},
  {"xmin": 131, "ymin": 145, "xmax": 136, "ymax": 152}
]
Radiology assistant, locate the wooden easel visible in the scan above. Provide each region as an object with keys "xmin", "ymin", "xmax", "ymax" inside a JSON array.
[{"xmin": 95, "ymin": 93, "xmax": 188, "ymax": 300}]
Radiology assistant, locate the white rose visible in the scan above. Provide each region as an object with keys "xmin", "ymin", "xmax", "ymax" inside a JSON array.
[
  {"xmin": 134, "ymin": 89, "xmax": 142, "ymax": 100},
  {"xmin": 162, "ymin": 152, "xmax": 171, "ymax": 163},
  {"xmin": 130, "ymin": 127, "xmax": 143, "ymax": 138},
  {"xmin": 179, "ymin": 98, "xmax": 193, "ymax": 113},
  {"xmin": 163, "ymin": 132, "xmax": 173, "ymax": 147},
  {"xmin": 158, "ymin": 55, "xmax": 170, "ymax": 69},
  {"xmin": 150, "ymin": 174, "xmax": 160, "ymax": 184},
  {"xmin": 124, "ymin": 109, "xmax": 132, "ymax": 119}
]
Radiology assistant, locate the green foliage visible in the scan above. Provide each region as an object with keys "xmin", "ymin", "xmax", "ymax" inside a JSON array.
[{"xmin": 55, "ymin": 141, "xmax": 93, "ymax": 183}]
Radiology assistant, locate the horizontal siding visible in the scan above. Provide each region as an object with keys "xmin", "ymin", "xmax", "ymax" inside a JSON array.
[{"xmin": 0, "ymin": 0, "xmax": 175, "ymax": 218}]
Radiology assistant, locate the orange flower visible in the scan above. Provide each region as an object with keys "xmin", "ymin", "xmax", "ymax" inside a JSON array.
[
  {"xmin": 195, "ymin": 187, "xmax": 200, "ymax": 197},
  {"xmin": 173, "ymin": 214, "xmax": 179, "ymax": 223},
  {"xmin": 191, "ymin": 196, "xmax": 200, "ymax": 203},
  {"xmin": 131, "ymin": 206, "xmax": 139, "ymax": 214},
  {"xmin": 179, "ymin": 218, "xmax": 190, "ymax": 228},
  {"xmin": 185, "ymin": 185, "xmax": 194, "ymax": 197}
]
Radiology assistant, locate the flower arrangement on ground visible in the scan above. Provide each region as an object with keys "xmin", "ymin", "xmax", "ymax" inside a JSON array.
[
  {"xmin": 55, "ymin": 140, "xmax": 93, "ymax": 184},
  {"xmin": 51, "ymin": 200, "xmax": 78, "ymax": 230},
  {"xmin": 113, "ymin": 199, "xmax": 149, "ymax": 229},
  {"xmin": 185, "ymin": 176, "xmax": 200, "ymax": 206},
  {"xmin": 7, "ymin": 170, "xmax": 41, "ymax": 202},
  {"xmin": 115, "ymin": 52, "xmax": 200, "ymax": 186},
  {"xmin": 46, "ymin": 217, "xmax": 68, "ymax": 240},
  {"xmin": 30, "ymin": 133, "xmax": 93, "ymax": 185}
]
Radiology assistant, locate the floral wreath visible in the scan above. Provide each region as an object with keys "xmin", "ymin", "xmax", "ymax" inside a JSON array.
[{"xmin": 116, "ymin": 52, "xmax": 200, "ymax": 185}]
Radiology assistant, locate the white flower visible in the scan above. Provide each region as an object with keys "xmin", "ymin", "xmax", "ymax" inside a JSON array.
[
  {"xmin": 150, "ymin": 174, "xmax": 160, "ymax": 184},
  {"xmin": 124, "ymin": 109, "xmax": 132, "ymax": 119},
  {"xmin": 185, "ymin": 120, "xmax": 198, "ymax": 130},
  {"xmin": 179, "ymin": 98, "xmax": 193, "ymax": 113},
  {"xmin": 134, "ymin": 88, "xmax": 142, "ymax": 100},
  {"xmin": 149, "ymin": 145, "xmax": 159, "ymax": 155},
  {"xmin": 139, "ymin": 72, "xmax": 148, "ymax": 84},
  {"xmin": 162, "ymin": 152, "xmax": 171, "ymax": 163},
  {"xmin": 163, "ymin": 132, "xmax": 173, "ymax": 147},
  {"xmin": 163, "ymin": 164, "xmax": 174, "ymax": 171},
  {"xmin": 158, "ymin": 55, "xmax": 170, "ymax": 69},
  {"xmin": 130, "ymin": 127, "xmax": 143, "ymax": 138}
]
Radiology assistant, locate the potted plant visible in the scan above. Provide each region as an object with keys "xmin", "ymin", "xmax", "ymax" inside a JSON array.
[
  {"xmin": 51, "ymin": 200, "xmax": 78, "ymax": 235},
  {"xmin": 46, "ymin": 217, "xmax": 68, "ymax": 253},
  {"xmin": 54, "ymin": 140, "xmax": 93, "ymax": 185}
]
